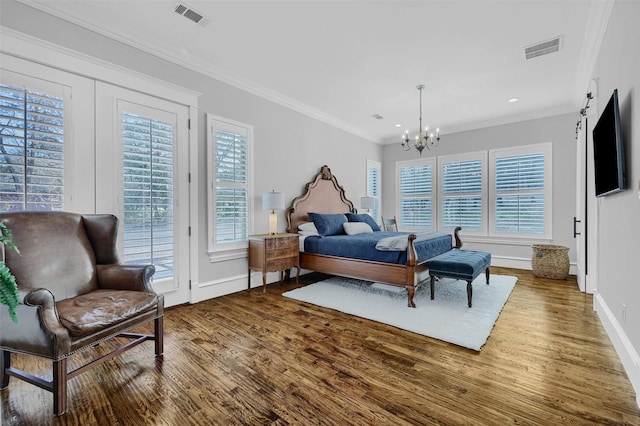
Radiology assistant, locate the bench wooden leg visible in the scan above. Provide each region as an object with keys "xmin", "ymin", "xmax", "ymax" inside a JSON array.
[
  {"xmin": 467, "ymin": 280, "xmax": 473, "ymax": 307},
  {"xmin": 430, "ymin": 275, "xmax": 436, "ymax": 300},
  {"xmin": 486, "ymin": 267, "xmax": 490, "ymax": 284}
]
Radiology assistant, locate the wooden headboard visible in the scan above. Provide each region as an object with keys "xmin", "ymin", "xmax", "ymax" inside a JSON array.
[{"xmin": 286, "ymin": 165, "xmax": 356, "ymax": 233}]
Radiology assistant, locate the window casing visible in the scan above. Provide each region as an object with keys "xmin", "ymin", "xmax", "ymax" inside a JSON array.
[
  {"xmin": 366, "ymin": 159, "xmax": 381, "ymax": 223},
  {"xmin": 207, "ymin": 114, "xmax": 253, "ymax": 255},
  {"xmin": 489, "ymin": 143, "xmax": 552, "ymax": 238},
  {"xmin": 438, "ymin": 152, "xmax": 487, "ymax": 234},
  {"xmin": 397, "ymin": 158, "xmax": 435, "ymax": 232}
]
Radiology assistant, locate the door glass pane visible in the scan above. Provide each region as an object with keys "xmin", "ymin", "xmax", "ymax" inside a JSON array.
[
  {"xmin": 0, "ymin": 83, "xmax": 64, "ymax": 211},
  {"xmin": 122, "ymin": 112, "xmax": 174, "ymax": 279}
]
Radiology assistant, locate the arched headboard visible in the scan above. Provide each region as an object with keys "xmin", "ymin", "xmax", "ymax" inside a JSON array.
[{"xmin": 286, "ymin": 165, "xmax": 356, "ymax": 233}]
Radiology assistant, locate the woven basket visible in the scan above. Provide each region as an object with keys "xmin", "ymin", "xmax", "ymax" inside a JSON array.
[{"xmin": 531, "ymin": 244, "xmax": 569, "ymax": 280}]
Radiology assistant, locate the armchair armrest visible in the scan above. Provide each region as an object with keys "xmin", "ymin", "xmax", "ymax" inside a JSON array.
[
  {"xmin": 96, "ymin": 264, "xmax": 156, "ymax": 293},
  {"xmin": 0, "ymin": 288, "xmax": 71, "ymax": 358}
]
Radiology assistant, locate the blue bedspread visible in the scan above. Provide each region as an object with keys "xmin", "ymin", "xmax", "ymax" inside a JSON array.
[{"xmin": 303, "ymin": 231, "xmax": 452, "ymax": 265}]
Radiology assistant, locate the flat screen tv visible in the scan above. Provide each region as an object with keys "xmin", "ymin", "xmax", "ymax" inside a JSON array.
[{"xmin": 592, "ymin": 89, "xmax": 626, "ymax": 197}]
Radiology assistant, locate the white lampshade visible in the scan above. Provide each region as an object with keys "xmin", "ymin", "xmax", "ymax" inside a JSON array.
[
  {"xmin": 262, "ymin": 191, "xmax": 285, "ymax": 235},
  {"xmin": 262, "ymin": 191, "xmax": 285, "ymax": 211},
  {"xmin": 360, "ymin": 196, "xmax": 375, "ymax": 210}
]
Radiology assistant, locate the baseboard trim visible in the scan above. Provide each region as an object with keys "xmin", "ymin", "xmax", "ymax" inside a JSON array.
[
  {"xmin": 191, "ymin": 271, "xmax": 283, "ymax": 303},
  {"xmin": 489, "ymin": 255, "xmax": 578, "ymax": 276},
  {"xmin": 594, "ymin": 291, "xmax": 640, "ymax": 408}
]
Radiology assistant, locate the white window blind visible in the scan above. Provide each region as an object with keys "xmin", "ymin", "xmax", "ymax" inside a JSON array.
[
  {"xmin": 441, "ymin": 159, "xmax": 483, "ymax": 231},
  {"xmin": 494, "ymin": 152, "xmax": 545, "ymax": 234},
  {"xmin": 366, "ymin": 159, "xmax": 381, "ymax": 223},
  {"xmin": 398, "ymin": 161, "xmax": 434, "ymax": 231},
  {"xmin": 215, "ymin": 128, "xmax": 248, "ymax": 244},
  {"xmin": 0, "ymin": 83, "xmax": 64, "ymax": 211},
  {"xmin": 122, "ymin": 112, "xmax": 175, "ymax": 279}
]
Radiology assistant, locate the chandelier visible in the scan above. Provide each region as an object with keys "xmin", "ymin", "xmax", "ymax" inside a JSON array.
[{"xmin": 400, "ymin": 84, "xmax": 440, "ymax": 155}]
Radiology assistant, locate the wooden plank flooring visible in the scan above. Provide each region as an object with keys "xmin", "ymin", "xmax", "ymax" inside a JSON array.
[{"xmin": 2, "ymin": 267, "xmax": 639, "ymax": 425}]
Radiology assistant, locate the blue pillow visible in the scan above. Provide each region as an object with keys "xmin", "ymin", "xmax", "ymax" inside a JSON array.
[
  {"xmin": 346, "ymin": 213, "xmax": 381, "ymax": 232},
  {"xmin": 308, "ymin": 213, "xmax": 348, "ymax": 236}
]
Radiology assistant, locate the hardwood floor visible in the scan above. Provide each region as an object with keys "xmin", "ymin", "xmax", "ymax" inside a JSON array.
[{"xmin": 2, "ymin": 268, "xmax": 639, "ymax": 425}]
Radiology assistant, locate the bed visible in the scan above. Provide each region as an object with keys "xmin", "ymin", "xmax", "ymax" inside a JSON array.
[{"xmin": 285, "ymin": 165, "xmax": 462, "ymax": 307}]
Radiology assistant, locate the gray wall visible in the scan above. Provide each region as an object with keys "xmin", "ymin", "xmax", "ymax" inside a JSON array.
[
  {"xmin": 382, "ymin": 113, "xmax": 578, "ymax": 268},
  {"xmin": 0, "ymin": 1, "xmax": 382, "ymax": 287},
  {"xmin": 590, "ymin": 0, "xmax": 640, "ymax": 394}
]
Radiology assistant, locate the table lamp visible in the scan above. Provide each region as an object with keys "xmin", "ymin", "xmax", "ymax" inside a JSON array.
[
  {"xmin": 360, "ymin": 196, "xmax": 375, "ymax": 215},
  {"xmin": 262, "ymin": 190, "xmax": 285, "ymax": 235}
]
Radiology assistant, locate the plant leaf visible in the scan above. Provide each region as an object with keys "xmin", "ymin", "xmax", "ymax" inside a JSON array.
[
  {"xmin": 0, "ymin": 221, "xmax": 20, "ymax": 254},
  {"xmin": 0, "ymin": 261, "xmax": 19, "ymax": 323}
]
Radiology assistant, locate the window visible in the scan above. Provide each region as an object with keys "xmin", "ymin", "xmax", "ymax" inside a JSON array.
[
  {"xmin": 397, "ymin": 158, "xmax": 435, "ymax": 231},
  {"xmin": 438, "ymin": 153, "xmax": 486, "ymax": 233},
  {"xmin": 0, "ymin": 81, "xmax": 66, "ymax": 212},
  {"xmin": 489, "ymin": 143, "xmax": 552, "ymax": 237},
  {"xmin": 207, "ymin": 114, "xmax": 253, "ymax": 254},
  {"xmin": 366, "ymin": 159, "xmax": 381, "ymax": 223}
]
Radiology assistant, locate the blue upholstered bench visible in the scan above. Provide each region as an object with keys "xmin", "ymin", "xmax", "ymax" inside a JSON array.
[{"xmin": 426, "ymin": 249, "xmax": 491, "ymax": 307}]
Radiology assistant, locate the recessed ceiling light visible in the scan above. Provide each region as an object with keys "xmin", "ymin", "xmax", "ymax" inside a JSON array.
[
  {"xmin": 508, "ymin": 98, "xmax": 520, "ymax": 103},
  {"xmin": 395, "ymin": 124, "xmax": 402, "ymax": 127}
]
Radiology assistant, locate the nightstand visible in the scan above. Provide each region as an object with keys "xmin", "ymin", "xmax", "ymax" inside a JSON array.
[{"xmin": 248, "ymin": 233, "xmax": 300, "ymax": 292}]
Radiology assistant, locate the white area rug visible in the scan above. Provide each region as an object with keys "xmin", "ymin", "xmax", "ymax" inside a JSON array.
[{"xmin": 282, "ymin": 274, "xmax": 517, "ymax": 351}]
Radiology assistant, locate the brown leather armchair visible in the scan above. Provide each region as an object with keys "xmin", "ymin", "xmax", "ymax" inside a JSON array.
[{"xmin": 0, "ymin": 211, "xmax": 164, "ymax": 415}]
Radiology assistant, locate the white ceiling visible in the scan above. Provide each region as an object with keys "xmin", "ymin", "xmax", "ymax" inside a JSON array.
[{"xmin": 19, "ymin": 0, "xmax": 606, "ymax": 143}]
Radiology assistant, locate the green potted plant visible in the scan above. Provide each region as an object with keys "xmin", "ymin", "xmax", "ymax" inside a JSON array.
[{"xmin": 0, "ymin": 221, "xmax": 20, "ymax": 323}]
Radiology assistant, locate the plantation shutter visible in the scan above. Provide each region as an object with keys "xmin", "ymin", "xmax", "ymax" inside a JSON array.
[
  {"xmin": 494, "ymin": 153, "xmax": 545, "ymax": 234},
  {"xmin": 399, "ymin": 163, "xmax": 433, "ymax": 230},
  {"xmin": 367, "ymin": 161, "xmax": 381, "ymax": 222},
  {"xmin": 441, "ymin": 160, "xmax": 483, "ymax": 231},
  {"xmin": 122, "ymin": 112, "xmax": 175, "ymax": 279},
  {"xmin": 0, "ymin": 82, "xmax": 65, "ymax": 211},
  {"xmin": 215, "ymin": 127, "xmax": 248, "ymax": 244}
]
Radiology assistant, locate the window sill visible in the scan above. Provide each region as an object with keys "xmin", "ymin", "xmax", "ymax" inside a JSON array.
[
  {"xmin": 207, "ymin": 247, "xmax": 248, "ymax": 263},
  {"xmin": 461, "ymin": 235, "xmax": 553, "ymax": 247}
]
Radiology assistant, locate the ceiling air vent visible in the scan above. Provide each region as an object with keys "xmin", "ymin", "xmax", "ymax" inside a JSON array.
[
  {"xmin": 174, "ymin": 2, "xmax": 210, "ymax": 27},
  {"xmin": 524, "ymin": 36, "xmax": 561, "ymax": 60}
]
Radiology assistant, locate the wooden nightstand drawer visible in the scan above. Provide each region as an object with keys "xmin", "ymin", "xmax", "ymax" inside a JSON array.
[
  {"xmin": 266, "ymin": 247, "xmax": 296, "ymax": 258},
  {"xmin": 265, "ymin": 236, "xmax": 298, "ymax": 250},
  {"xmin": 265, "ymin": 256, "xmax": 298, "ymax": 272}
]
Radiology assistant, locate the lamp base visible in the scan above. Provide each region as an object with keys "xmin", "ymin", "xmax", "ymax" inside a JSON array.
[{"xmin": 269, "ymin": 211, "xmax": 278, "ymax": 235}]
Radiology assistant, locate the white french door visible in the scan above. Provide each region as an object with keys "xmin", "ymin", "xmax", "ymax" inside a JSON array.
[
  {"xmin": 575, "ymin": 82, "xmax": 599, "ymax": 294},
  {"xmin": 95, "ymin": 82, "xmax": 190, "ymax": 307}
]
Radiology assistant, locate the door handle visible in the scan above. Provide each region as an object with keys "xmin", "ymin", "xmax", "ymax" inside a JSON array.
[{"xmin": 573, "ymin": 217, "xmax": 581, "ymax": 238}]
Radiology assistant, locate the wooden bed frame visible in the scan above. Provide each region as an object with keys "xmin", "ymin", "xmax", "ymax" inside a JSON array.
[{"xmin": 286, "ymin": 165, "xmax": 461, "ymax": 307}]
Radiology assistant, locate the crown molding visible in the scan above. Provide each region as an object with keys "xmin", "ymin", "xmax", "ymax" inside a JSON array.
[
  {"xmin": 572, "ymin": 0, "xmax": 615, "ymax": 107},
  {"xmin": 0, "ymin": 26, "xmax": 201, "ymax": 107}
]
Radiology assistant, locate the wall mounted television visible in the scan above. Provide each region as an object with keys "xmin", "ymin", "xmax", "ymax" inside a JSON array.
[{"xmin": 592, "ymin": 89, "xmax": 626, "ymax": 197}]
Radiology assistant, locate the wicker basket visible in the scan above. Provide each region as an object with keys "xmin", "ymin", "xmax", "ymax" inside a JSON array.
[{"xmin": 531, "ymin": 244, "xmax": 570, "ymax": 280}]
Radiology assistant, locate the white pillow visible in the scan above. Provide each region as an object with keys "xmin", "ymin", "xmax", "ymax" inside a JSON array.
[
  {"xmin": 343, "ymin": 222, "xmax": 373, "ymax": 236},
  {"xmin": 298, "ymin": 222, "xmax": 318, "ymax": 232},
  {"xmin": 298, "ymin": 222, "xmax": 319, "ymax": 236}
]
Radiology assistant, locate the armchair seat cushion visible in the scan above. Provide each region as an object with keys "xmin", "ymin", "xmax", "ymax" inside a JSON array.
[{"xmin": 56, "ymin": 290, "xmax": 160, "ymax": 338}]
